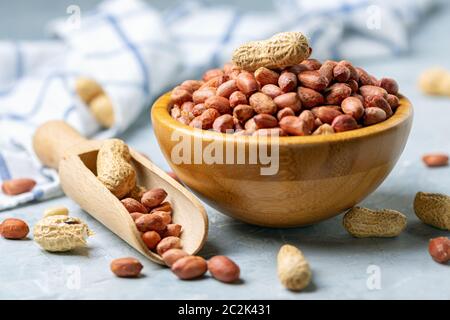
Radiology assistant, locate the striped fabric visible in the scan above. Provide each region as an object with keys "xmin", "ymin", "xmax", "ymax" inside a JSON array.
[{"xmin": 0, "ymin": 0, "xmax": 434, "ymax": 210}]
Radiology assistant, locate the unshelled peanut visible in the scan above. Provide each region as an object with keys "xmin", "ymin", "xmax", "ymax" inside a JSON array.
[
  {"xmin": 97, "ymin": 139, "xmax": 136, "ymax": 199},
  {"xmin": 232, "ymin": 32, "xmax": 311, "ymax": 71},
  {"xmin": 418, "ymin": 67, "xmax": 450, "ymax": 96},
  {"xmin": 414, "ymin": 192, "xmax": 450, "ymax": 230},
  {"xmin": 277, "ymin": 244, "xmax": 311, "ymax": 291},
  {"xmin": 343, "ymin": 207, "xmax": 407, "ymax": 238},
  {"xmin": 90, "ymin": 94, "xmax": 115, "ymax": 128}
]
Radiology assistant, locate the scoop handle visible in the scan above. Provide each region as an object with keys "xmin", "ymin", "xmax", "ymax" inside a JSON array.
[{"xmin": 33, "ymin": 120, "xmax": 87, "ymax": 169}]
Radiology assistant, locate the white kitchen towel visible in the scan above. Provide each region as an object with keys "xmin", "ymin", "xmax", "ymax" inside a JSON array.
[{"xmin": 0, "ymin": 0, "xmax": 435, "ymax": 210}]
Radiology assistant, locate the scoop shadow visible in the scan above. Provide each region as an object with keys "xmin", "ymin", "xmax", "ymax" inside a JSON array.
[{"xmin": 42, "ymin": 246, "xmax": 91, "ymax": 257}]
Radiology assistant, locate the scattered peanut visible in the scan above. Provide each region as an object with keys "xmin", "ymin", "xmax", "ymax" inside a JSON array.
[
  {"xmin": 343, "ymin": 207, "xmax": 407, "ymax": 238},
  {"xmin": 207, "ymin": 256, "xmax": 240, "ymax": 283},
  {"xmin": 422, "ymin": 153, "xmax": 449, "ymax": 167},
  {"xmin": 414, "ymin": 192, "xmax": 450, "ymax": 230},
  {"xmin": 171, "ymin": 256, "xmax": 208, "ymax": 280},
  {"xmin": 1, "ymin": 218, "xmax": 29, "ymax": 239},
  {"xmin": 43, "ymin": 206, "xmax": 69, "ymax": 218},
  {"xmin": 110, "ymin": 257, "xmax": 143, "ymax": 278},
  {"xmin": 277, "ymin": 244, "xmax": 311, "ymax": 291},
  {"xmin": 1, "ymin": 178, "xmax": 36, "ymax": 196},
  {"xmin": 428, "ymin": 237, "xmax": 450, "ymax": 264}
]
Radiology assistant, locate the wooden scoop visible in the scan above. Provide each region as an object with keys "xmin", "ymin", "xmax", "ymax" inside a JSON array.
[{"xmin": 33, "ymin": 120, "xmax": 208, "ymax": 265}]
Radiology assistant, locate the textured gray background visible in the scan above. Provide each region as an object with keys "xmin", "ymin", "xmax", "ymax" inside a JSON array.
[{"xmin": 0, "ymin": 0, "xmax": 449, "ymax": 299}]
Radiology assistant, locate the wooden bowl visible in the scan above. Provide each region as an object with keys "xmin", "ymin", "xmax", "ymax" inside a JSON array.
[{"xmin": 152, "ymin": 93, "xmax": 413, "ymax": 227}]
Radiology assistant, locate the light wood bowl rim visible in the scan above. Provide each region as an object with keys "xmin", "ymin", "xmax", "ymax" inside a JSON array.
[{"xmin": 152, "ymin": 92, "xmax": 412, "ymax": 145}]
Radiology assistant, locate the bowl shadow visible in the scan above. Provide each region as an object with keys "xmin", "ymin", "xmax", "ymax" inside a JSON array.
[{"xmin": 204, "ymin": 188, "xmax": 445, "ymax": 256}]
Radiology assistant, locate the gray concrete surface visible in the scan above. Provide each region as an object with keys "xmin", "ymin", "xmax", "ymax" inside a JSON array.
[{"xmin": 0, "ymin": 0, "xmax": 449, "ymax": 299}]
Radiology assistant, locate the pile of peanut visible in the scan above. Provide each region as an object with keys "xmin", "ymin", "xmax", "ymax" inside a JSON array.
[
  {"xmin": 94, "ymin": 139, "xmax": 241, "ymax": 281},
  {"xmin": 170, "ymin": 59, "xmax": 400, "ymax": 136},
  {"xmin": 120, "ymin": 189, "xmax": 241, "ymax": 282},
  {"xmin": 121, "ymin": 188, "xmax": 184, "ymax": 255}
]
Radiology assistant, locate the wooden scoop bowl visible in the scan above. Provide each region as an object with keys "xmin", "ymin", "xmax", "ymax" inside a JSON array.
[{"xmin": 33, "ymin": 120, "xmax": 208, "ymax": 265}]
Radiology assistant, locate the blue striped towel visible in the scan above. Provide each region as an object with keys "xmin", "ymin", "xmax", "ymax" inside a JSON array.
[{"xmin": 0, "ymin": 0, "xmax": 434, "ymax": 210}]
